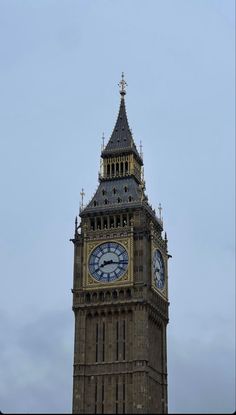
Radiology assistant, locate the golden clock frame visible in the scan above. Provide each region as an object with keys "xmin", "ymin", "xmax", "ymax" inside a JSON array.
[
  {"xmin": 151, "ymin": 239, "xmax": 168, "ymax": 300},
  {"xmin": 83, "ymin": 237, "xmax": 133, "ymax": 290}
]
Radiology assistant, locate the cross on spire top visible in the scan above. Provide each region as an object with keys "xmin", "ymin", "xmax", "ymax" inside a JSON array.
[{"xmin": 118, "ymin": 72, "xmax": 127, "ymax": 97}]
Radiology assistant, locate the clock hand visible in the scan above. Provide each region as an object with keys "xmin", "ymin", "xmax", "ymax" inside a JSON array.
[
  {"xmin": 100, "ymin": 259, "xmax": 114, "ymax": 268},
  {"xmin": 100, "ymin": 260, "xmax": 128, "ymax": 267}
]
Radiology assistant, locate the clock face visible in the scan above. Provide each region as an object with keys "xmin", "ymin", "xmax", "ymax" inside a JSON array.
[
  {"xmin": 88, "ymin": 242, "xmax": 129, "ymax": 282},
  {"xmin": 152, "ymin": 249, "xmax": 165, "ymax": 290}
]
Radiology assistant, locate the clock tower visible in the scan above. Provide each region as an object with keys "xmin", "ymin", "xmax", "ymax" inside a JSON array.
[{"xmin": 71, "ymin": 75, "xmax": 170, "ymax": 414}]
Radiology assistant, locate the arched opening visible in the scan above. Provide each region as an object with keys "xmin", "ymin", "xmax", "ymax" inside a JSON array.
[
  {"xmin": 126, "ymin": 288, "xmax": 131, "ymax": 298},
  {"xmin": 105, "ymin": 291, "xmax": 111, "ymax": 300},
  {"xmin": 86, "ymin": 293, "xmax": 91, "ymax": 303},
  {"xmin": 119, "ymin": 290, "xmax": 124, "ymax": 299},
  {"xmin": 90, "ymin": 219, "xmax": 95, "ymax": 230},
  {"xmin": 111, "ymin": 163, "xmax": 115, "ymax": 176},
  {"xmin": 99, "ymin": 292, "xmax": 104, "ymax": 301},
  {"xmin": 103, "ymin": 217, "xmax": 108, "ymax": 229},
  {"xmin": 123, "ymin": 214, "xmax": 127, "ymax": 226},
  {"xmin": 92, "ymin": 292, "xmax": 98, "ymax": 302},
  {"xmin": 116, "ymin": 162, "xmax": 119, "ymax": 175},
  {"xmin": 97, "ymin": 217, "xmax": 101, "ymax": 229},
  {"xmin": 112, "ymin": 291, "xmax": 118, "ymax": 300},
  {"xmin": 110, "ymin": 216, "xmax": 115, "ymax": 228}
]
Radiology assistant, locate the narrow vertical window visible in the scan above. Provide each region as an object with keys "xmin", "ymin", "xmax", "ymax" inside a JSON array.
[
  {"xmin": 122, "ymin": 375, "xmax": 126, "ymax": 413},
  {"xmin": 115, "ymin": 378, "xmax": 119, "ymax": 414},
  {"xmin": 122, "ymin": 320, "xmax": 126, "ymax": 360},
  {"xmin": 102, "ymin": 322, "xmax": 105, "ymax": 362},
  {"xmin": 116, "ymin": 321, "xmax": 119, "ymax": 361},
  {"xmin": 95, "ymin": 379, "xmax": 98, "ymax": 414},
  {"xmin": 116, "ymin": 162, "xmax": 119, "ymax": 175},
  {"xmin": 102, "ymin": 377, "xmax": 105, "ymax": 414},
  {"xmin": 96, "ymin": 323, "xmax": 99, "ymax": 362}
]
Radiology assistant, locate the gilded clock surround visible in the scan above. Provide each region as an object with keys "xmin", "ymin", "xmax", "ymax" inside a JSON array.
[{"xmin": 84, "ymin": 237, "xmax": 133, "ymax": 289}]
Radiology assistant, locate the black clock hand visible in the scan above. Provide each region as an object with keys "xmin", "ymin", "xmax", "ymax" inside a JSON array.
[
  {"xmin": 100, "ymin": 260, "xmax": 114, "ymax": 268},
  {"xmin": 100, "ymin": 260, "xmax": 128, "ymax": 267}
]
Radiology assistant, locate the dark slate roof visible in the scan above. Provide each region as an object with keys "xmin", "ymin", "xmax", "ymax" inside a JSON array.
[
  {"xmin": 80, "ymin": 177, "xmax": 163, "ymax": 230},
  {"xmin": 81, "ymin": 177, "xmax": 142, "ymax": 215},
  {"xmin": 101, "ymin": 97, "xmax": 142, "ymax": 163}
]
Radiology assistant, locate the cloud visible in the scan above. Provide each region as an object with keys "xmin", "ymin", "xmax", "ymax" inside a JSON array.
[
  {"xmin": 168, "ymin": 315, "xmax": 235, "ymax": 414},
  {"xmin": 0, "ymin": 309, "xmax": 73, "ymax": 413}
]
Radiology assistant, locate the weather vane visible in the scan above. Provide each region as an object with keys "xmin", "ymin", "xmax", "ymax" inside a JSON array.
[{"xmin": 118, "ymin": 72, "xmax": 127, "ymax": 96}]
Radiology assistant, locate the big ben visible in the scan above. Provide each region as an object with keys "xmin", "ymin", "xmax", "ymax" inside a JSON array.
[{"xmin": 71, "ymin": 74, "xmax": 170, "ymax": 414}]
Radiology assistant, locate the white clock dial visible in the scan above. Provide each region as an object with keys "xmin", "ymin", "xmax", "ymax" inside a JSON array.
[{"xmin": 88, "ymin": 242, "xmax": 128, "ymax": 282}]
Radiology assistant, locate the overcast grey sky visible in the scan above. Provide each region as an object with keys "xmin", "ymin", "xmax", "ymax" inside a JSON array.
[{"xmin": 0, "ymin": 0, "xmax": 235, "ymax": 413}]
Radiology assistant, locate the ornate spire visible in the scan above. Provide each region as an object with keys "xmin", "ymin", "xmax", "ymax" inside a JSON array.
[{"xmin": 101, "ymin": 74, "xmax": 142, "ymax": 164}]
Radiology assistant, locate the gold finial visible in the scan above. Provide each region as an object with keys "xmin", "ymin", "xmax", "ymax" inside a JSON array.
[
  {"xmin": 118, "ymin": 72, "xmax": 127, "ymax": 96},
  {"xmin": 80, "ymin": 188, "xmax": 85, "ymax": 211}
]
